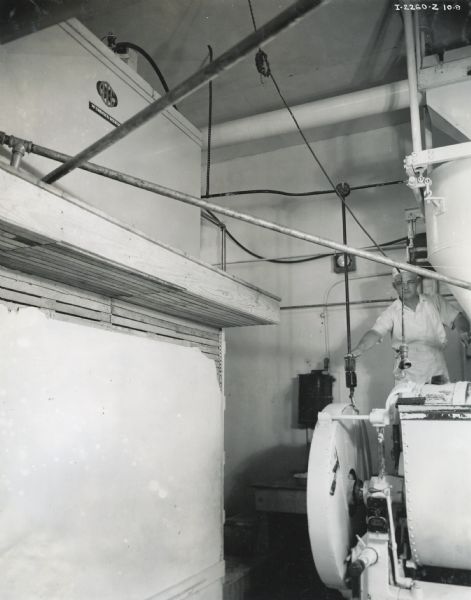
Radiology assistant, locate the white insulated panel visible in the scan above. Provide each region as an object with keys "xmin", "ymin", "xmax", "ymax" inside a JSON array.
[
  {"xmin": 427, "ymin": 80, "xmax": 471, "ymax": 142},
  {"xmin": 0, "ymin": 19, "xmax": 202, "ymax": 256},
  {"xmin": 0, "ymin": 305, "xmax": 223, "ymax": 599},
  {"xmin": 401, "ymin": 411, "xmax": 471, "ymax": 571}
]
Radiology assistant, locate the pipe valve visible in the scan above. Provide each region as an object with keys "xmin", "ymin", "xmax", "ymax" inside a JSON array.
[
  {"xmin": 398, "ymin": 343, "xmax": 412, "ymax": 370},
  {"xmin": 344, "ymin": 353, "xmax": 357, "ymax": 398}
]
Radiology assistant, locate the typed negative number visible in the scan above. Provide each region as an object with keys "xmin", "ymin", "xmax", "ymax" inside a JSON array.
[{"xmin": 395, "ymin": 3, "xmax": 461, "ymax": 10}]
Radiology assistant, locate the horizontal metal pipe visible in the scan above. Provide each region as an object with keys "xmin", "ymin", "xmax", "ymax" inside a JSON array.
[
  {"xmin": 21, "ymin": 140, "xmax": 471, "ymax": 292},
  {"xmin": 41, "ymin": 0, "xmax": 323, "ymax": 184},
  {"xmin": 330, "ymin": 415, "xmax": 370, "ymax": 421},
  {"xmin": 280, "ymin": 298, "xmax": 394, "ymax": 311},
  {"xmin": 281, "ymin": 292, "xmax": 455, "ymax": 312},
  {"xmin": 202, "ymin": 80, "xmax": 423, "ymax": 148}
]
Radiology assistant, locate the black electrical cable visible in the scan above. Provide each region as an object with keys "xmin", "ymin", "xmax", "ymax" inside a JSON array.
[
  {"xmin": 114, "ymin": 41, "xmax": 173, "ymax": 99},
  {"xmin": 202, "ymin": 173, "xmax": 406, "ymax": 266},
  {"xmin": 204, "ymin": 204, "xmax": 333, "ymax": 263},
  {"xmin": 204, "ymin": 44, "xmax": 229, "ymax": 269},
  {"xmin": 203, "ymin": 191, "xmax": 407, "ymax": 265},
  {"xmin": 202, "ymin": 179, "xmax": 405, "ymax": 199},
  {"xmin": 201, "ymin": 211, "xmax": 221, "ymax": 227},
  {"xmin": 246, "ymin": 0, "xmax": 387, "ymax": 259},
  {"xmin": 247, "ymin": 0, "xmax": 259, "ymax": 30},
  {"xmin": 202, "ymin": 4, "xmax": 404, "ymax": 267},
  {"xmin": 226, "ymin": 228, "xmax": 333, "ymax": 263},
  {"xmin": 271, "ymin": 74, "xmax": 387, "ymax": 257},
  {"xmin": 201, "ymin": 29, "xmax": 345, "ymax": 266},
  {"xmin": 205, "ymin": 45, "xmax": 214, "ymax": 198},
  {"xmin": 350, "ymin": 180, "xmax": 404, "ymax": 192},
  {"xmin": 246, "ymin": 0, "xmax": 389, "ymax": 395},
  {"xmin": 223, "ymin": 229, "xmax": 407, "ymax": 265}
]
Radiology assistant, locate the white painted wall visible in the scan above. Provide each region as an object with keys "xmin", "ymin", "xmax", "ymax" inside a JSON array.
[
  {"xmin": 0, "ymin": 306, "xmax": 224, "ymax": 599},
  {"xmin": 201, "ymin": 122, "xmax": 465, "ymax": 515}
]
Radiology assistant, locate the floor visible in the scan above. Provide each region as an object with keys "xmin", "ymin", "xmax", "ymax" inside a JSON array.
[
  {"xmin": 224, "ymin": 514, "xmax": 343, "ymax": 600},
  {"xmin": 248, "ymin": 550, "xmax": 342, "ymax": 600}
]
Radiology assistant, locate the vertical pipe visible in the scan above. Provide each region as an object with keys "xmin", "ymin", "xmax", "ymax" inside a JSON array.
[
  {"xmin": 10, "ymin": 150, "xmax": 23, "ymax": 169},
  {"xmin": 341, "ymin": 201, "xmax": 352, "ymax": 353},
  {"xmin": 413, "ymin": 11, "xmax": 422, "ymax": 74},
  {"xmin": 221, "ymin": 225, "xmax": 227, "ymax": 271},
  {"xmin": 404, "ymin": 10, "xmax": 422, "ymax": 154},
  {"xmin": 9, "ymin": 140, "xmax": 26, "ymax": 169}
]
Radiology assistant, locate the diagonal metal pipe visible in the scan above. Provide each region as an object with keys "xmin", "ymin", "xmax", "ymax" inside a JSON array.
[
  {"xmin": 4, "ymin": 134, "xmax": 469, "ymax": 291},
  {"xmin": 41, "ymin": 0, "xmax": 324, "ymax": 185}
]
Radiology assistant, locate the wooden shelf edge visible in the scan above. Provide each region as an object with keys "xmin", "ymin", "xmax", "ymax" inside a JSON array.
[{"xmin": 0, "ymin": 164, "xmax": 280, "ymax": 327}]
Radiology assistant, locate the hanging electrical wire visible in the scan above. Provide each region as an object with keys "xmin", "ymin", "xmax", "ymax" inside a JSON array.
[
  {"xmin": 203, "ymin": 212, "xmax": 407, "ymax": 264},
  {"xmin": 201, "ymin": 211, "xmax": 221, "ymax": 227},
  {"xmin": 225, "ymin": 228, "xmax": 333, "ymax": 263},
  {"xmin": 202, "ymin": 131, "xmax": 407, "ymax": 268},
  {"xmin": 114, "ymin": 41, "xmax": 171, "ymax": 94},
  {"xmin": 244, "ymin": 0, "xmax": 402, "ymax": 402},
  {"xmin": 202, "ymin": 179, "xmax": 405, "ymax": 263},
  {"xmin": 199, "ymin": 27, "xmax": 332, "ymax": 265},
  {"xmin": 101, "ymin": 34, "xmax": 178, "ymax": 109},
  {"xmin": 247, "ymin": 0, "xmax": 259, "ymax": 35},
  {"xmin": 246, "ymin": 0, "xmax": 388, "ymax": 259},
  {"xmin": 202, "ymin": 178, "xmax": 404, "ymax": 199},
  {"xmin": 201, "ymin": 4, "xmax": 404, "ymax": 269},
  {"xmin": 226, "ymin": 233, "xmax": 407, "ymax": 264},
  {"xmin": 205, "ymin": 45, "xmax": 214, "ymax": 199}
]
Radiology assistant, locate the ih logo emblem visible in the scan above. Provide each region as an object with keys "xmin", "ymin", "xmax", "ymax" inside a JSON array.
[{"xmin": 96, "ymin": 81, "xmax": 118, "ymax": 108}]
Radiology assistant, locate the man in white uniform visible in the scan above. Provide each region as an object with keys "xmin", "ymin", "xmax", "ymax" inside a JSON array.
[{"xmin": 351, "ymin": 270, "xmax": 470, "ymax": 384}]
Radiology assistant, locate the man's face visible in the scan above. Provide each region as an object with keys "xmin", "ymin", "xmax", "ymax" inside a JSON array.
[{"xmin": 394, "ymin": 276, "xmax": 420, "ymax": 301}]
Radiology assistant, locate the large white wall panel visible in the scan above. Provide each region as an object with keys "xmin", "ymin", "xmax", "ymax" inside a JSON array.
[{"xmin": 0, "ymin": 305, "xmax": 223, "ymax": 599}]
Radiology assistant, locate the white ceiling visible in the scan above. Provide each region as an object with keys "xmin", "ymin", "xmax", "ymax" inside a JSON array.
[
  {"xmin": 1, "ymin": 0, "xmax": 468, "ymax": 132},
  {"xmin": 1, "ymin": 0, "xmax": 406, "ymax": 128}
]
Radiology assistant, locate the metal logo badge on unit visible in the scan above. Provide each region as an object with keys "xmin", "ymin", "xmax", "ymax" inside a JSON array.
[
  {"xmin": 89, "ymin": 81, "xmax": 121, "ymax": 128},
  {"xmin": 96, "ymin": 81, "xmax": 118, "ymax": 107}
]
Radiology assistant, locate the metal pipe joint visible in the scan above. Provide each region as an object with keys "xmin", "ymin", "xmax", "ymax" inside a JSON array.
[{"xmin": 0, "ymin": 132, "xmax": 33, "ymax": 169}]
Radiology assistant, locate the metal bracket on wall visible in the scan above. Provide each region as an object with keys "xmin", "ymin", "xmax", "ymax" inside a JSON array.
[
  {"xmin": 406, "ymin": 142, "xmax": 471, "ymax": 171},
  {"xmin": 419, "ymin": 47, "xmax": 471, "ymax": 91}
]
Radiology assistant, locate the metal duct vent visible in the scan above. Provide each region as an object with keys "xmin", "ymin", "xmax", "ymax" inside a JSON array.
[
  {"xmin": 421, "ymin": 4, "xmax": 471, "ymax": 58},
  {"xmin": 409, "ymin": 232, "xmax": 433, "ymax": 271}
]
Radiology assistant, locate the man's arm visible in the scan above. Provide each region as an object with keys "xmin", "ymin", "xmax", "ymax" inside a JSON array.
[
  {"xmin": 452, "ymin": 312, "xmax": 471, "ymax": 344},
  {"xmin": 435, "ymin": 294, "xmax": 469, "ymax": 334},
  {"xmin": 351, "ymin": 329, "xmax": 382, "ymax": 358}
]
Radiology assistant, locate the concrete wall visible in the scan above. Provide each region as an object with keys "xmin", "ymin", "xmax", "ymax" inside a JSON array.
[{"xmin": 201, "ymin": 122, "xmax": 465, "ymax": 516}]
